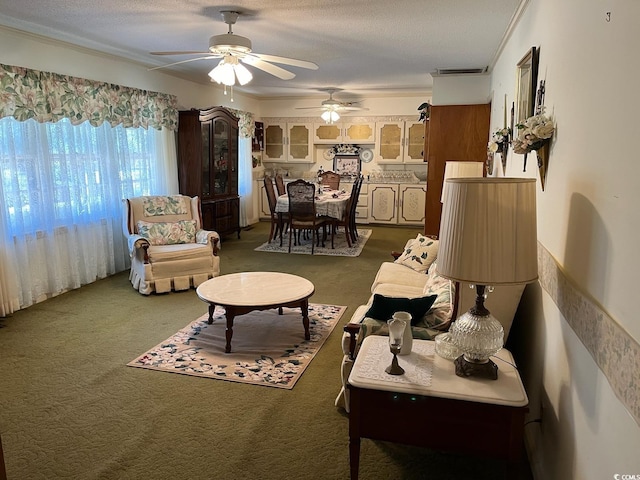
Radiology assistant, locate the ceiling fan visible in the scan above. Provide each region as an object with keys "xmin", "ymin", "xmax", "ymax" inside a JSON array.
[
  {"xmin": 296, "ymin": 88, "xmax": 368, "ymax": 123},
  {"xmin": 148, "ymin": 10, "xmax": 318, "ymax": 87}
]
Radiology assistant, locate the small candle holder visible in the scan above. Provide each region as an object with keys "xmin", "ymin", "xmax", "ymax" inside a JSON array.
[{"xmin": 385, "ymin": 318, "xmax": 406, "ymax": 375}]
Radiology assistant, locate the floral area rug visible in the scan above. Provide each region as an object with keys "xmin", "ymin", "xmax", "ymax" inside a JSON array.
[
  {"xmin": 127, "ymin": 304, "xmax": 346, "ymax": 389},
  {"xmin": 254, "ymin": 228, "xmax": 371, "ymax": 257}
]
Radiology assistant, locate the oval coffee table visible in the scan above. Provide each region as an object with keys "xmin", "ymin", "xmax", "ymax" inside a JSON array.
[{"xmin": 196, "ymin": 272, "xmax": 315, "ymax": 353}]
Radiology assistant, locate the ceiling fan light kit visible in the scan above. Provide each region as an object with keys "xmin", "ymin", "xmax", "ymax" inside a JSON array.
[
  {"xmin": 321, "ymin": 110, "xmax": 340, "ymax": 124},
  {"xmin": 208, "ymin": 56, "xmax": 253, "ymax": 86}
]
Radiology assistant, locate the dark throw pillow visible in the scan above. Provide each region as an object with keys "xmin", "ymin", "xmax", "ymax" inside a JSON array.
[{"xmin": 364, "ymin": 294, "xmax": 438, "ymax": 326}]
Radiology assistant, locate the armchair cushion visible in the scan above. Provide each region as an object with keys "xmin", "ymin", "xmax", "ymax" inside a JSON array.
[
  {"xmin": 394, "ymin": 234, "xmax": 439, "ymax": 273},
  {"xmin": 136, "ymin": 220, "xmax": 197, "ymax": 245},
  {"xmin": 142, "ymin": 195, "xmax": 189, "ymax": 217}
]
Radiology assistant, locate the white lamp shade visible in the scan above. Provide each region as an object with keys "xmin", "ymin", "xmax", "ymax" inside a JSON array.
[
  {"xmin": 441, "ymin": 161, "xmax": 484, "ymax": 202},
  {"xmin": 437, "ymin": 178, "xmax": 538, "ymax": 286}
]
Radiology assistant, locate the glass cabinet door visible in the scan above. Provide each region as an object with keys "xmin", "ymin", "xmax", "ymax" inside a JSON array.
[
  {"xmin": 201, "ymin": 121, "xmax": 211, "ymax": 197},
  {"xmin": 213, "ymin": 118, "xmax": 230, "ymax": 196}
]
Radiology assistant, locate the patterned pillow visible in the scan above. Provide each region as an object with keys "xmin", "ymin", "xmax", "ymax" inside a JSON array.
[
  {"xmin": 417, "ymin": 262, "xmax": 455, "ymax": 331},
  {"xmin": 143, "ymin": 195, "xmax": 189, "ymax": 217},
  {"xmin": 394, "ymin": 234, "xmax": 439, "ymax": 273},
  {"xmin": 136, "ymin": 220, "xmax": 197, "ymax": 246}
]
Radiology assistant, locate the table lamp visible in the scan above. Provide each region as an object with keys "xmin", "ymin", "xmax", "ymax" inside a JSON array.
[
  {"xmin": 437, "ymin": 178, "xmax": 537, "ymax": 379},
  {"xmin": 440, "ymin": 161, "xmax": 485, "ymax": 203}
]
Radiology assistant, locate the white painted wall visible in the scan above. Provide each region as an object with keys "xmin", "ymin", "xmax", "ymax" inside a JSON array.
[{"xmin": 489, "ymin": 0, "xmax": 640, "ymax": 478}]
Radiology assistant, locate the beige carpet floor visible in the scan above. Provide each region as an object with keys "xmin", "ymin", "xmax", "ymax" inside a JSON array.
[{"xmin": 0, "ymin": 221, "xmax": 533, "ymax": 479}]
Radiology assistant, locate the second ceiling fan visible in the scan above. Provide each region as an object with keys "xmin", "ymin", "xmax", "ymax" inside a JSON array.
[{"xmin": 296, "ymin": 88, "xmax": 368, "ymax": 123}]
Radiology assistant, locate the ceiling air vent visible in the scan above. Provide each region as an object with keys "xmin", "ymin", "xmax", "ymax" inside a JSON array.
[{"xmin": 436, "ymin": 67, "xmax": 487, "ymax": 75}]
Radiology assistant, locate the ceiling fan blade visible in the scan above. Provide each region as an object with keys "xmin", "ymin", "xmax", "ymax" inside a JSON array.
[
  {"xmin": 249, "ymin": 53, "xmax": 318, "ymax": 70},
  {"xmin": 150, "ymin": 51, "xmax": 211, "ymax": 56},
  {"xmin": 338, "ymin": 106, "xmax": 368, "ymax": 111},
  {"xmin": 147, "ymin": 55, "xmax": 220, "ymax": 71},
  {"xmin": 241, "ymin": 57, "xmax": 295, "ymax": 80}
]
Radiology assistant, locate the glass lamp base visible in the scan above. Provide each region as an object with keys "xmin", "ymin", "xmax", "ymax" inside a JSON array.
[{"xmin": 454, "ymin": 355, "xmax": 498, "ymax": 380}]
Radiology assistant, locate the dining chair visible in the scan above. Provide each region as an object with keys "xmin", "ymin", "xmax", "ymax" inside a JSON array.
[
  {"xmin": 319, "ymin": 170, "xmax": 341, "ymax": 190},
  {"xmin": 264, "ymin": 175, "xmax": 288, "ymax": 245},
  {"xmin": 326, "ymin": 176, "xmax": 362, "ymax": 248},
  {"xmin": 286, "ymin": 179, "xmax": 327, "ymax": 254},
  {"xmin": 349, "ymin": 175, "xmax": 364, "ymax": 243},
  {"xmin": 275, "ymin": 174, "xmax": 286, "ymax": 196}
]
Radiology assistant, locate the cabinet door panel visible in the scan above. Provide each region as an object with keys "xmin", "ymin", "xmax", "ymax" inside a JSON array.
[
  {"xmin": 369, "ymin": 184, "xmax": 398, "ymax": 223},
  {"xmin": 404, "ymin": 121, "xmax": 425, "ymax": 163},
  {"xmin": 398, "ymin": 185, "xmax": 426, "ymax": 225},
  {"xmin": 313, "ymin": 123, "xmax": 342, "ymax": 143},
  {"xmin": 375, "ymin": 122, "xmax": 404, "ymax": 163},
  {"xmin": 344, "ymin": 122, "xmax": 375, "ymax": 143},
  {"xmin": 288, "ymin": 124, "xmax": 312, "ymax": 162},
  {"xmin": 264, "ymin": 124, "xmax": 286, "ymax": 161}
]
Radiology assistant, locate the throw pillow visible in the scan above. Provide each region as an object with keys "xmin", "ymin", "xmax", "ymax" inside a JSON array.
[
  {"xmin": 419, "ymin": 262, "xmax": 455, "ymax": 330},
  {"xmin": 394, "ymin": 234, "xmax": 439, "ymax": 273},
  {"xmin": 136, "ymin": 220, "xmax": 197, "ymax": 246},
  {"xmin": 364, "ymin": 294, "xmax": 437, "ymax": 326},
  {"xmin": 143, "ymin": 195, "xmax": 189, "ymax": 217}
]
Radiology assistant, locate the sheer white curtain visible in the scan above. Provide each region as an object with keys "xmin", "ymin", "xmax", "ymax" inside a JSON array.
[
  {"xmin": 0, "ymin": 117, "xmax": 176, "ymax": 314},
  {"xmin": 238, "ymin": 136, "xmax": 253, "ymax": 227}
]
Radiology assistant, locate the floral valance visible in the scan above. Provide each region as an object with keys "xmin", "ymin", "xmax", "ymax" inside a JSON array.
[
  {"xmin": 0, "ymin": 63, "xmax": 178, "ymax": 131},
  {"xmin": 227, "ymin": 107, "xmax": 255, "ymax": 139}
]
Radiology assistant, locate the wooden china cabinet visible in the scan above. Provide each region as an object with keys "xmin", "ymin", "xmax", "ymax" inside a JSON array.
[{"xmin": 177, "ymin": 106, "xmax": 241, "ymax": 238}]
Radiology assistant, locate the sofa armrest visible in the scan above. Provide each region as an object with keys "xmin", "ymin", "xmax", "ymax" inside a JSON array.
[{"xmin": 196, "ymin": 230, "xmax": 220, "ymax": 255}]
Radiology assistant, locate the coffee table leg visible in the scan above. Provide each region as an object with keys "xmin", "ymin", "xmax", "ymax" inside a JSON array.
[
  {"xmin": 207, "ymin": 304, "xmax": 216, "ymax": 324},
  {"xmin": 225, "ymin": 308, "xmax": 235, "ymax": 353},
  {"xmin": 301, "ymin": 299, "xmax": 310, "ymax": 340}
]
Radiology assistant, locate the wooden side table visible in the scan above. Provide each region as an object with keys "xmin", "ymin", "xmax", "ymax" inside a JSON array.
[{"xmin": 347, "ymin": 336, "xmax": 529, "ymax": 480}]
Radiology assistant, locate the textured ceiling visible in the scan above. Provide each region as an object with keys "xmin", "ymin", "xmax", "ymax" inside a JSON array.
[{"xmin": 0, "ymin": 0, "xmax": 522, "ymax": 99}]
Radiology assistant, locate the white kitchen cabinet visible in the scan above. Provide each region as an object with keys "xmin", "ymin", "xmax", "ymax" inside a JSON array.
[
  {"xmin": 374, "ymin": 121, "xmax": 425, "ymax": 164},
  {"xmin": 397, "ymin": 184, "xmax": 427, "ymax": 225},
  {"xmin": 366, "ymin": 182, "xmax": 426, "ymax": 225},
  {"xmin": 368, "ymin": 183, "xmax": 399, "ymax": 224},
  {"xmin": 313, "ymin": 121, "xmax": 376, "ymax": 144},
  {"xmin": 264, "ymin": 122, "xmax": 313, "ymax": 163}
]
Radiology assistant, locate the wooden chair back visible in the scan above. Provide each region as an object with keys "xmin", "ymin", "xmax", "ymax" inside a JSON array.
[
  {"xmin": 275, "ymin": 174, "xmax": 286, "ymax": 196},
  {"xmin": 320, "ymin": 171, "xmax": 341, "ymax": 190},
  {"xmin": 263, "ymin": 175, "xmax": 278, "ymax": 214},
  {"xmin": 287, "ymin": 179, "xmax": 317, "ymax": 221}
]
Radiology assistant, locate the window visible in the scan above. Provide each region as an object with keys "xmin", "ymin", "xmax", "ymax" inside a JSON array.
[{"xmin": 0, "ymin": 117, "xmax": 161, "ymax": 237}]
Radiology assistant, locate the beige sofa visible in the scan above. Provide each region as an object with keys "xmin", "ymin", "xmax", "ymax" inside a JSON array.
[
  {"xmin": 123, "ymin": 195, "xmax": 221, "ymax": 295},
  {"xmin": 335, "ymin": 234, "xmax": 526, "ymax": 412}
]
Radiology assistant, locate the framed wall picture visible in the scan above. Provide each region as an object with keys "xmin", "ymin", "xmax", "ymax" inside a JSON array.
[
  {"xmin": 333, "ymin": 154, "xmax": 361, "ymax": 177},
  {"xmin": 516, "ymin": 47, "xmax": 539, "ymax": 124}
]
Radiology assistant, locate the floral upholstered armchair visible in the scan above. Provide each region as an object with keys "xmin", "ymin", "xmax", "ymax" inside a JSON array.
[{"xmin": 122, "ymin": 195, "xmax": 220, "ymax": 295}]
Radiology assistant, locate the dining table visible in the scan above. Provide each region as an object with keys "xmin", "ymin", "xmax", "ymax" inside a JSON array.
[
  {"xmin": 275, "ymin": 187, "xmax": 351, "ymax": 220},
  {"xmin": 274, "ymin": 187, "xmax": 351, "ymax": 247}
]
